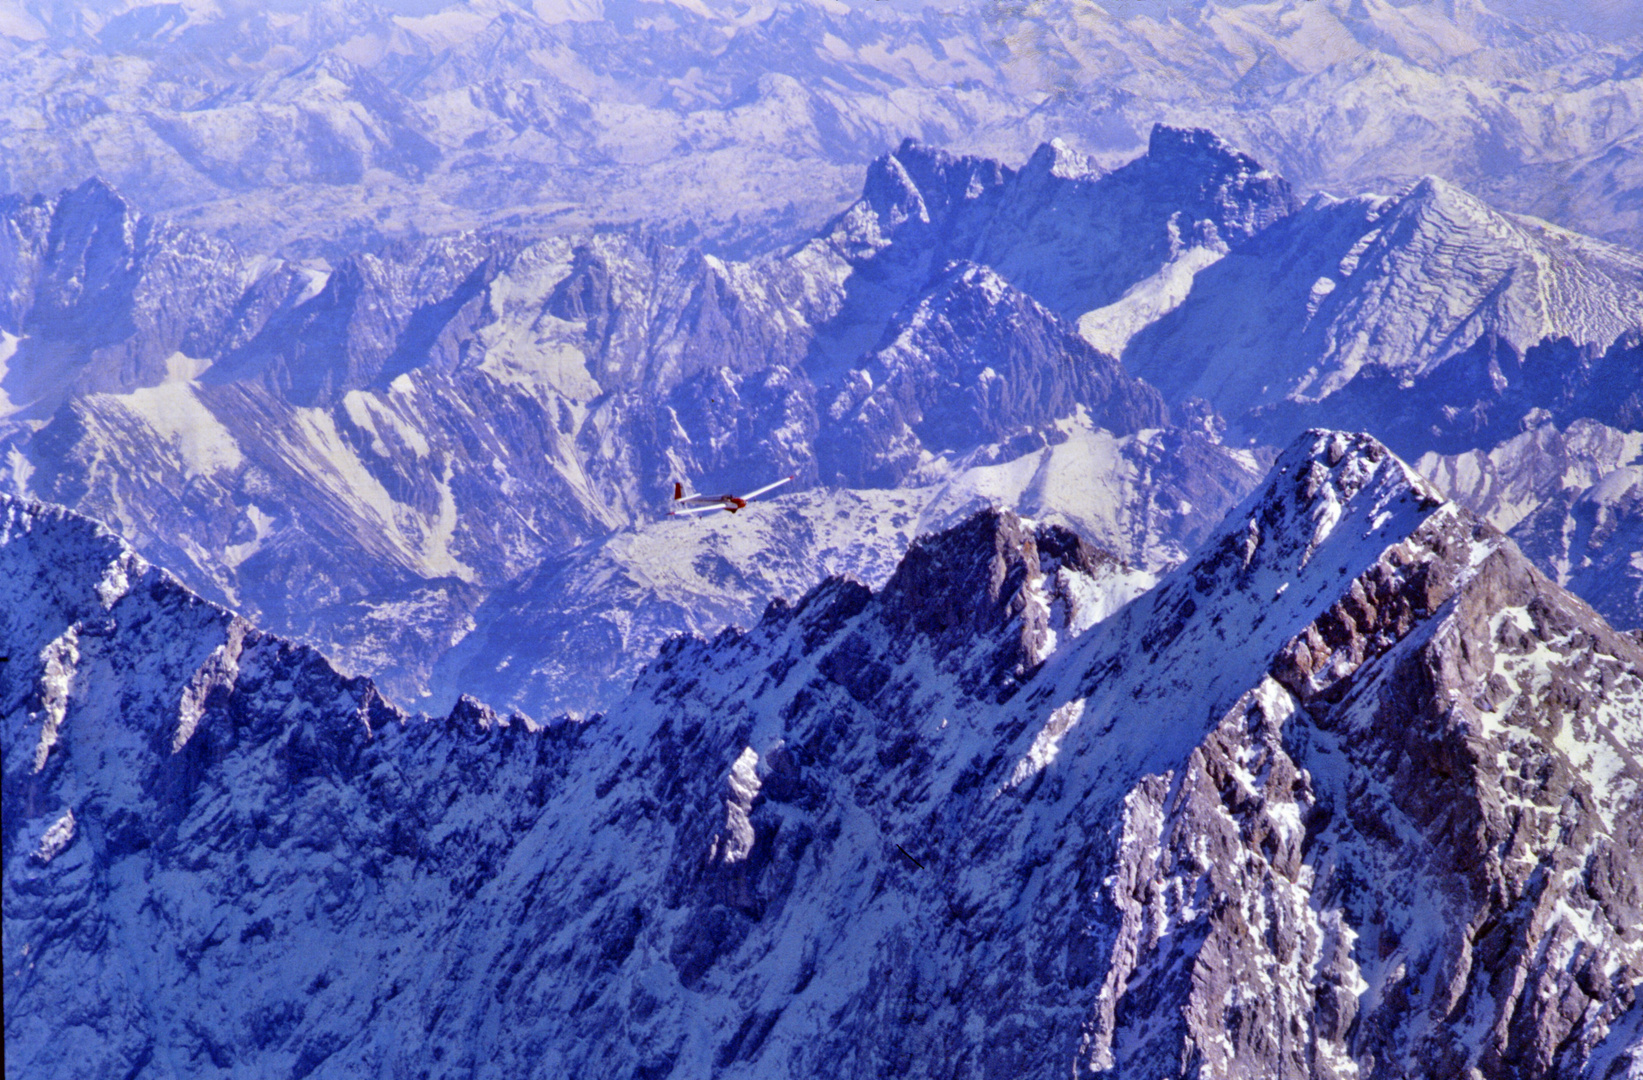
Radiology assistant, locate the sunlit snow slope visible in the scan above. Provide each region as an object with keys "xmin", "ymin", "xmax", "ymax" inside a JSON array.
[{"xmin": 431, "ymin": 416, "xmax": 1267, "ymax": 716}]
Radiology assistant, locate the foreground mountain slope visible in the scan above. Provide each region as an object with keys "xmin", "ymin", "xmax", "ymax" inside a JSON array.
[
  {"xmin": 7, "ymin": 429, "xmax": 1641, "ymax": 1078},
  {"xmin": 1, "ymin": 496, "xmax": 548, "ymax": 1079}
]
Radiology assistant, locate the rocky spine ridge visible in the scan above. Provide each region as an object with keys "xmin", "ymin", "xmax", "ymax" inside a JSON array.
[{"xmin": 5, "ymin": 432, "xmax": 1642, "ymax": 1079}]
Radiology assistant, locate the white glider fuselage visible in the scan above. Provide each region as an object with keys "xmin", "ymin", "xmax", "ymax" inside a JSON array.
[{"xmin": 669, "ymin": 474, "xmax": 794, "ymax": 516}]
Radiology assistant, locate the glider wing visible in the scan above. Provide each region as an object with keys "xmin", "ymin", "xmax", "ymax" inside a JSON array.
[{"xmin": 742, "ymin": 474, "xmax": 796, "ymax": 501}]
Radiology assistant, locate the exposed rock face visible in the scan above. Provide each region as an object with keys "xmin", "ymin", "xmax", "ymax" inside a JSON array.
[
  {"xmin": 870, "ymin": 510, "xmax": 1123, "ymax": 702},
  {"xmin": 1416, "ymin": 416, "xmax": 1643, "ymax": 631},
  {"xmin": 203, "ymin": 232, "xmax": 520, "ymax": 409},
  {"xmin": 817, "ymin": 262, "xmax": 1168, "ymax": 486},
  {"xmin": 6, "ymin": 431, "xmax": 1640, "ymax": 1079},
  {"xmin": 1, "ymin": 179, "xmax": 252, "ymax": 414},
  {"xmin": 1, "ymin": 496, "xmax": 565, "ymax": 1079}
]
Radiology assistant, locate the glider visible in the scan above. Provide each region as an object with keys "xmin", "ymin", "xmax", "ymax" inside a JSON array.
[{"xmin": 669, "ymin": 474, "xmax": 795, "ymax": 516}]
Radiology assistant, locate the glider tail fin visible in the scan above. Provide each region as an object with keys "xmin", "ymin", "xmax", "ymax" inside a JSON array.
[{"xmin": 673, "ymin": 481, "xmax": 684, "ymax": 501}]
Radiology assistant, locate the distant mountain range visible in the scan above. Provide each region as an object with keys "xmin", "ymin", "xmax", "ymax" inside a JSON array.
[
  {"xmin": 6, "ymin": 430, "xmax": 1640, "ymax": 1077},
  {"xmin": 2, "ymin": 0, "xmax": 1641, "ymax": 256}
]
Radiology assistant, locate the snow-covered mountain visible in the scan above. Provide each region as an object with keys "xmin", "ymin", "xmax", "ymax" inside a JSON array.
[
  {"xmin": 1, "ymin": 131, "xmax": 1285, "ymax": 709},
  {"xmin": 4, "ymin": 121, "xmax": 1638, "ymax": 709},
  {"xmin": 7, "ymin": 429, "xmax": 1641, "ymax": 1077},
  {"xmin": 1124, "ymin": 184, "xmax": 1643, "ymax": 445},
  {"xmin": 3, "ymin": 0, "xmax": 1640, "ymax": 255}
]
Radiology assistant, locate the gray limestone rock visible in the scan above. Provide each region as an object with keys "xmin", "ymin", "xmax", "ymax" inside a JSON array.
[{"xmin": 5, "ymin": 430, "xmax": 1640, "ymax": 1078}]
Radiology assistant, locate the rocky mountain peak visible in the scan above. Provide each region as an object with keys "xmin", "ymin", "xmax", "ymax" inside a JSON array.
[
  {"xmin": 1145, "ymin": 123, "xmax": 1257, "ymax": 171},
  {"xmin": 1404, "ymin": 171, "xmax": 1475, "ymax": 207},
  {"xmin": 662, "ymin": 504, "xmax": 1148, "ymax": 713},
  {"xmin": 0, "ymin": 496, "xmax": 404, "ymax": 780},
  {"xmin": 1, "ymin": 176, "xmax": 251, "ymax": 414},
  {"xmin": 1019, "ymin": 138, "xmax": 1100, "ymax": 183},
  {"xmin": 857, "ymin": 139, "xmax": 1007, "ymax": 238},
  {"xmin": 1038, "ymin": 428, "xmax": 1478, "ymax": 768},
  {"xmin": 49, "ymin": 175, "xmax": 132, "ymax": 230},
  {"xmin": 1174, "ymin": 429, "xmax": 1453, "ymax": 634},
  {"xmin": 1010, "ymin": 429, "xmax": 1643, "ymax": 1077},
  {"xmin": 875, "ymin": 508, "xmax": 1135, "ymax": 691},
  {"xmin": 31, "ymin": 177, "xmax": 141, "ymax": 319},
  {"xmin": 1122, "ymin": 154, "xmax": 1643, "ymax": 446},
  {"xmin": 6, "ymin": 422, "xmax": 1643, "ymax": 1078},
  {"xmin": 1245, "ymin": 428, "xmax": 1447, "ymax": 566},
  {"xmin": 877, "ymin": 507, "xmax": 1040, "ymax": 644},
  {"xmin": 1367, "ymin": 171, "xmax": 1521, "ymax": 258},
  {"xmin": 1136, "ymin": 122, "xmax": 1298, "ymax": 239},
  {"xmin": 888, "ymin": 138, "xmax": 1007, "ymax": 217},
  {"xmin": 817, "ymin": 261, "xmax": 1166, "ymax": 485}
]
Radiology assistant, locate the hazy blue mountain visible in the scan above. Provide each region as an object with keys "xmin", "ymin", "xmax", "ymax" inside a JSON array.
[{"xmin": 3, "ymin": 0, "xmax": 1641, "ymax": 254}]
